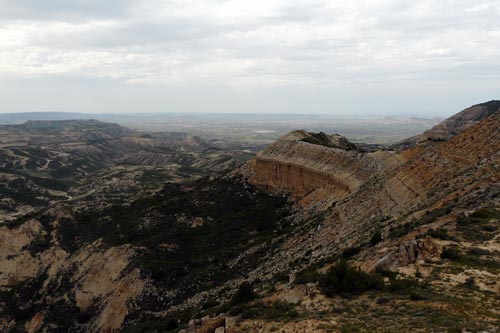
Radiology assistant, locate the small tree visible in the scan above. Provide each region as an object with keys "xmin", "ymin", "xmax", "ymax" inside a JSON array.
[
  {"xmin": 231, "ymin": 282, "xmax": 256, "ymax": 304},
  {"xmin": 370, "ymin": 231, "xmax": 382, "ymax": 246},
  {"xmin": 320, "ymin": 260, "xmax": 384, "ymax": 296}
]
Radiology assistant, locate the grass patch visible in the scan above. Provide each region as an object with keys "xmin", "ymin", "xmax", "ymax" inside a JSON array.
[{"xmin": 238, "ymin": 301, "xmax": 299, "ymax": 321}]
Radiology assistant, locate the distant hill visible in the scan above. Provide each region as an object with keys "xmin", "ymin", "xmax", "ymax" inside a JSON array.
[
  {"xmin": 0, "ymin": 119, "xmax": 248, "ymax": 222},
  {"xmin": 0, "ymin": 112, "xmax": 94, "ymax": 124}
]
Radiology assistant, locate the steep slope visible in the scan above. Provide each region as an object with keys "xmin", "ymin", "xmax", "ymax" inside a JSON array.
[
  {"xmin": 227, "ymin": 109, "xmax": 500, "ymax": 332},
  {"xmin": 243, "ymin": 109, "xmax": 499, "ymax": 256},
  {"xmin": 241, "ymin": 130, "xmax": 389, "ymax": 205},
  {"xmin": 394, "ymin": 100, "xmax": 500, "ymax": 149}
]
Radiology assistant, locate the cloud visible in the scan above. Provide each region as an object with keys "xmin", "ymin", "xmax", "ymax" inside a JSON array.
[
  {"xmin": 0, "ymin": 0, "xmax": 138, "ymax": 21},
  {"xmin": 0, "ymin": 0, "xmax": 499, "ymax": 114}
]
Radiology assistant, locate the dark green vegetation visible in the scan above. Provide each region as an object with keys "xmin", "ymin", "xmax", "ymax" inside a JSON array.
[
  {"xmin": 299, "ymin": 132, "xmax": 357, "ymax": 150},
  {"xmin": 0, "ymin": 167, "xmax": 74, "ymax": 213},
  {"xmin": 56, "ymin": 176, "xmax": 291, "ymax": 309},
  {"xmin": 123, "ymin": 316, "xmax": 178, "ymax": 333},
  {"xmin": 441, "ymin": 245, "xmax": 462, "ymax": 260},
  {"xmin": 2, "ymin": 175, "xmax": 292, "ymax": 331},
  {"xmin": 231, "ymin": 282, "xmax": 257, "ymax": 305},
  {"xmin": 456, "ymin": 208, "xmax": 500, "ymax": 242},
  {"xmin": 440, "ymin": 245, "xmax": 500, "ymax": 274},
  {"xmin": 426, "ymin": 228, "xmax": 452, "ymax": 240},
  {"xmin": 294, "ymin": 261, "xmax": 429, "ymax": 300},
  {"xmin": 320, "ymin": 261, "xmax": 384, "ymax": 296}
]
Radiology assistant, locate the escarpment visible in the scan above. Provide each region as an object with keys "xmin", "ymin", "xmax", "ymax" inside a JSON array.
[
  {"xmin": 242, "ymin": 130, "xmax": 390, "ymax": 204},
  {"xmin": 240, "ymin": 110, "xmax": 500, "ymax": 272}
]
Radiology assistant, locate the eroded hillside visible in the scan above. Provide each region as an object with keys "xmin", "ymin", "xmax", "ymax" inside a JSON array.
[
  {"xmin": 0, "ymin": 107, "xmax": 499, "ymax": 333},
  {"xmin": 0, "ymin": 120, "xmax": 250, "ymax": 221}
]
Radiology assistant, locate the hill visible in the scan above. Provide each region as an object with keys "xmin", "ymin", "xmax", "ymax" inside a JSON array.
[
  {"xmin": 393, "ymin": 100, "xmax": 500, "ymax": 149},
  {"xmin": 0, "ymin": 120, "xmax": 249, "ymax": 222},
  {"xmin": 0, "ymin": 104, "xmax": 499, "ymax": 333}
]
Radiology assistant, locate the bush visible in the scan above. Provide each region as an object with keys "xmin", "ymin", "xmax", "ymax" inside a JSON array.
[
  {"xmin": 319, "ymin": 260, "xmax": 384, "ymax": 296},
  {"xmin": 231, "ymin": 282, "xmax": 256, "ymax": 304},
  {"xmin": 456, "ymin": 208, "xmax": 500, "ymax": 241},
  {"xmin": 341, "ymin": 247, "xmax": 360, "ymax": 259},
  {"xmin": 295, "ymin": 268, "xmax": 321, "ymax": 284},
  {"xmin": 441, "ymin": 246, "xmax": 462, "ymax": 260},
  {"xmin": 370, "ymin": 231, "xmax": 382, "ymax": 246},
  {"xmin": 463, "ymin": 277, "xmax": 476, "ymax": 289},
  {"xmin": 409, "ymin": 291, "xmax": 428, "ymax": 301},
  {"xmin": 123, "ymin": 317, "xmax": 178, "ymax": 333},
  {"xmin": 388, "ymin": 277, "xmax": 418, "ymax": 293},
  {"xmin": 376, "ymin": 296, "xmax": 391, "ymax": 304},
  {"xmin": 426, "ymin": 228, "xmax": 451, "ymax": 240}
]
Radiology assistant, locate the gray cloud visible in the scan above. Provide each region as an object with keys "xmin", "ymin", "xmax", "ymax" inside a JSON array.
[
  {"xmin": 0, "ymin": 0, "xmax": 499, "ymax": 115},
  {"xmin": 0, "ymin": 0, "xmax": 138, "ymax": 21}
]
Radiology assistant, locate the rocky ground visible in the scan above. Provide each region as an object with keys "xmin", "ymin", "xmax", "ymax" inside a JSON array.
[
  {"xmin": 0, "ymin": 120, "xmax": 251, "ymax": 222},
  {"xmin": 0, "ymin": 103, "xmax": 499, "ymax": 332}
]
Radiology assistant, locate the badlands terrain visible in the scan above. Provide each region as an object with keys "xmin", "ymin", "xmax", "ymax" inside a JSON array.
[{"xmin": 0, "ymin": 101, "xmax": 499, "ymax": 333}]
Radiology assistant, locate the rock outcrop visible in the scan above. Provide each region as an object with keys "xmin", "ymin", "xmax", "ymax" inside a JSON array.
[
  {"xmin": 239, "ymin": 108, "xmax": 500, "ymax": 284},
  {"xmin": 393, "ymin": 100, "xmax": 500, "ymax": 149},
  {"xmin": 241, "ymin": 130, "xmax": 389, "ymax": 204}
]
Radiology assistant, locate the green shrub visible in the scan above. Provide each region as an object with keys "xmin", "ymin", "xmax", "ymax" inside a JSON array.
[
  {"xmin": 426, "ymin": 228, "xmax": 451, "ymax": 240},
  {"xmin": 376, "ymin": 296, "xmax": 391, "ymax": 304},
  {"xmin": 231, "ymin": 282, "xmax": 256, "ymax": 304},
  {"xmin": 319, "ymin": 260, "xmax": 384, "ymax": 296},
  {"xmin": 441, "ymin": 246, "xmax": 462, "ymax": 260},
  {"xmin": 123, "ymin": 317, "xmax": 178, "ymax": 333},
  {"xmin": 409, "ymin": 291, "xmax": 428, "ymax": 301},
  {"xmin": 463, "ymin": 277, "xmax": 476, "ymax": 289},
  {"xmin": 295, "ymin": 268, "xmax": 321, "ymax": 284},
  {"xmin": 370, "ymin": 231, "xmax": 382, "ymax": 246},
  {"xmin": 389, "ymin": 206, "xmax": 452, "ymax": 239},
  {"xmin": 388, "ymin": 277, "xmax": 419, "ymax": 293},
  {"xmin": 456, "ymin": 208, "xmax": 500, "ymax": 242},
  {"xmin": 341, "ymin": 247, "xmax": 360, "ymax": 259}
]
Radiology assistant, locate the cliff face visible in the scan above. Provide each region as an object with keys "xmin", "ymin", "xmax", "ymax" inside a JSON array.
[
  {"xmin": 242, "ymin": 130, "xmax": 390, "ymax": 204},
  {"xmin": 244, "ymin": 109, "xmax": 500, "ymax": 212},
  {"xmin": 241, "ymin": 110, "xmax": 500, "ymax": 266}
]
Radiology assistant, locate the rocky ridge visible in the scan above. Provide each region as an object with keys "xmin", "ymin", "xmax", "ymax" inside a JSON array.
[{"xmin": 393, "ymin": 100, "xmax": 500, "ymax": 149}]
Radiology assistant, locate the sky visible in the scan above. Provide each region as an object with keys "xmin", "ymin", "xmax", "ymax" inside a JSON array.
[{"xmin": 0, "ymin": 0, "xmax": 499, "ymax": 116}]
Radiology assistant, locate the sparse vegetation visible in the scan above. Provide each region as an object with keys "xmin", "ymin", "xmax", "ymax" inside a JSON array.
[
  {"xmin": 239, "ymin": 301, "xmax": 299, "ymax": 320},
  {"xmin": 457, "ymin": 208, "xmax": 500, "ymax": 242},
  {"xmin": 426, "ymin": 228, "xmax": 452, "ymax": 240},
  {"xmin": 390, "ymin": 206, "xmax": 452, "ymax": 239}
]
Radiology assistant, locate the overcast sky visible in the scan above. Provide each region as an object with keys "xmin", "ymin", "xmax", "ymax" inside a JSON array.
[{"xmin": 0, "ymin": 0, "xmax": 499, "ymax": 115}]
